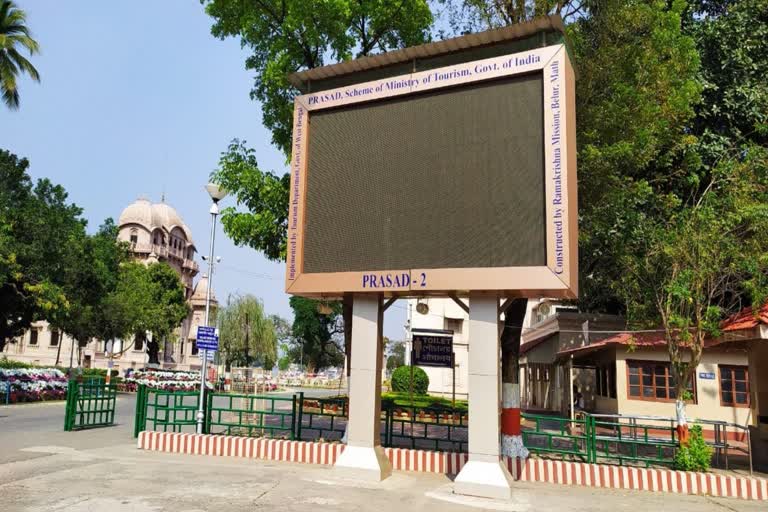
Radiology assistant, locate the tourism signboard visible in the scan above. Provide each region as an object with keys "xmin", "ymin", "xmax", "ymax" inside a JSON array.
[{"xmin": 285, "ymin": 41, "xmax": 577, "ymax": 299}]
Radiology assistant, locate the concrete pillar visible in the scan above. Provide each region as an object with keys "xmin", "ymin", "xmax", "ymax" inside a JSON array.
[
  {"xmin": 454, "ymin": 295, "xmax": 514, "ymax": 499},
  {"xmin": 333, "ymin": 294, "xmax": 392, "ymax": 481}
]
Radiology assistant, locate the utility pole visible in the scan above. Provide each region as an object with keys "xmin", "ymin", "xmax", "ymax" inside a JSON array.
[{"xmin": 196, "ymin": 183, "xmax": 227, "ymax": 435}]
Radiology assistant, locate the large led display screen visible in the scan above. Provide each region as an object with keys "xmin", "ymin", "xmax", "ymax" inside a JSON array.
[
  {"xmin": 285, "ymin": 44, "xmax": 577, "ymax": 298},
  {"xmin": 305, "ymin": 74, "xmax": 545, "ymax": 273}
]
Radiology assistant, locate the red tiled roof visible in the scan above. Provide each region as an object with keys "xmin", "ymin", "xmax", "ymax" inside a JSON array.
[
  {"xmin": 556, "ymin": 331, "xmax": 668, "ymax": 359},
  {"xmin": 720, "ymin": 303, "xmax": 768, "ymax": 332},
  {"xmin": 554, "ymin": 330, "xmax": 732, "ymax": 359}
]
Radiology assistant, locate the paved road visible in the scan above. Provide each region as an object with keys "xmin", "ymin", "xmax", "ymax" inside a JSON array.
[{"xmin": 0, "ymin": 396, "xmax": 764, "ymax": 512}]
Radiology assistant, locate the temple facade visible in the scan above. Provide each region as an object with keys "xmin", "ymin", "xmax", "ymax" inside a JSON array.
[{"xmin": 1, "ymin": 197, "xmax": 216, "ymax": 372}]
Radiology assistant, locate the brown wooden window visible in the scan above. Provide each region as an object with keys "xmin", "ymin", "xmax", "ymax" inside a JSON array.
[
  {"xmin": 191, "ymin": 340, "xmax": 199, "ymax": 355},
  {"xmin": 719, "ymin": 365, "xmax": 749, "ymax": 407},
  {"xmin": 627, "ymin": 361, "xmax": 696, "ymax": 403},
  {"xmin": 29, "ymin": 329, "xmax": 39, "ymax": 345},
  {"xmin": 50, "ymin": 330, "xmax": 60, "ymax": 347}
]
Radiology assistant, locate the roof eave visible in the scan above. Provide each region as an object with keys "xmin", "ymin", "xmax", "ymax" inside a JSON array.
[{"xmin": 288, "ymin": 15, "xmax": 566, "ymax": 90}]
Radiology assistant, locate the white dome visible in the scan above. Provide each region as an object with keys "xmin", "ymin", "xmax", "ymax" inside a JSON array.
[
  {"xmin": 118, "ymin": 197, "xmax": 194, "ymax": 245},
  {"xmin": 118, "ymin": 198, "xmax": 153, "ymax": 228}
]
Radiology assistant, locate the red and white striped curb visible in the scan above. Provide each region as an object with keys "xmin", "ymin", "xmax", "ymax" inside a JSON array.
[
  {"xmin": 508, "ymin": 458, "xmax": 767, "ymax": 500},
  {"xmin": 137, "ymin": 431, "xmax": 344, "ymax": 465},
  {"xmin": 137, "ymin": 432, "xmax": 767, "ymax": 501}
]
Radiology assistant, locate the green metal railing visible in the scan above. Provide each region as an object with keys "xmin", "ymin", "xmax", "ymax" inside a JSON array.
[
  {"xmin": 296, "ymin": 393, "xmax": 349, "ymax": 441},
  {"xmin": 589, "ymin": 414, "xmax": 678, "ymax": 467},
  {"xmin": 521, "ymin": 413, "xmax": 592, "ymax": 462},
  {"xmin": 206, "ymin": 392, "xmax": 297, "ymax": 438},
  {"xmin": 131, "ymin": 390, "xmax": 719, "ymax": 470},
  {"xmin": 139, "ymin": 387, "xmax": 200, "ymax": 435},
  {"xmin": 64, "ymin": 379, "xmax": 117, "ymax": 431},
  {"xmin": 384, "ymin": 403, "xmax": 468, "ymax": 452}
]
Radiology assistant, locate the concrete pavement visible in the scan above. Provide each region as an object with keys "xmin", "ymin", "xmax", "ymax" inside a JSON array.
[{"xmin": 1, "ymin": 396, "xmax": 764, "ymax": 511}]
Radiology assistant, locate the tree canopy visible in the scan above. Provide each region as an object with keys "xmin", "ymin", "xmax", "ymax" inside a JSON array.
[
  {"xmin": 287, "ymin": 296, "xmax": 344, "ymax": 371},
  {"xmin": 202, "ymin": 0, "xmax": 432, "ymax": 156},
  {"xmin": 217, "ymin": 294, "xmax": 278, "ymax": 369},
  {"xmin": 98, "ymin": 261, "xmax": 189, "ymax": 364},
  {"xmin": 0, "ymin": 0, "xmax": 40, "ymax": 109},
  {"xmin": 0, "ymin": 149, "xmax": 86, "ymax": 352},
  {"xmin": 202, "ymin": 1, "xmax": 768, "ymax": 414}
]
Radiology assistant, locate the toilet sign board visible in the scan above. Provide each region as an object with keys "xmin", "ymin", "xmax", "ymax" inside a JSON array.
[
  {"xmin": 285, "ymin": 34, "xmax": 577, "ymax": 300},
  {"xmin": 412, "ymin": 329, "xmax": 454, "ymax": 368}
]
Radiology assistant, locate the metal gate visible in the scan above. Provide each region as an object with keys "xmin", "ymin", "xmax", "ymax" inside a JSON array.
[{"xmin": 64, "ymin": 379, "xmax": 117, "ymax": 431}]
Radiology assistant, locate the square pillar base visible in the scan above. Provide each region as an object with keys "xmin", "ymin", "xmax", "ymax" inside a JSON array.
[
  {"xmin": 454, "ymin": 459, "xmax": 514, "ymax": 500},
  {"xmin": 333, "ymin": 446, "xmax": 392, "ymax": 482}
]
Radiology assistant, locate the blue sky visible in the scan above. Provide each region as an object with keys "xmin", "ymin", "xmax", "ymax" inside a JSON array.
[{"xmin": 0, "ymin": 1, "xmax": 407, "ymax": 339}]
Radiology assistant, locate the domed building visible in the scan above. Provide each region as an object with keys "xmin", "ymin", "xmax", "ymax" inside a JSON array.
[
  {"xmin": 2, "ymin": 197, "xmax": 216, "ymax": 372},
  {"xmin": 117, "ymin": 197, "xmax": 199, "ymax": 297}
]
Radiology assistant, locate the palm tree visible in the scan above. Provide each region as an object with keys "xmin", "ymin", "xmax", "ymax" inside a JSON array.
[{"xmin": 0, "ymin": 1, "xmax": 40, "ymax": 109}]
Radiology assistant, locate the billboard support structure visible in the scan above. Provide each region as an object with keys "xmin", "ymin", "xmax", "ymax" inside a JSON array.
[
  {"xmin": 283, "ymin": 19, "xmax": 577, "ymax": 499},
  {"xmin": 454, "ymin": 295, "xmax": 514, "ymax": 499},
  {"xmin": 332, "ymin": 294, "xmax": 392, "ymax": 481}
]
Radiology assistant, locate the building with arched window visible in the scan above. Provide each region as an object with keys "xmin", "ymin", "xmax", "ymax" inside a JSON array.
[{"xmin": 1, "ymin": 197, "xmax": 217, "ymax": 372}]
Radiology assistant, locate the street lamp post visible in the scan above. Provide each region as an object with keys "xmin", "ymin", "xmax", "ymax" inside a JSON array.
[{"xmin": 196, "ymin": 183, "xmax": 227, "ymax": 434}]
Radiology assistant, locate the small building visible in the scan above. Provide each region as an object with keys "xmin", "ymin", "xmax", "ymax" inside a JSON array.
[
  {"xmin": 405, "ymin": 298, "xmax": 571, "ymax": 398},
  {"xmin": 519, "ymin": 311, "xmax": 752, "ymax": 437},
  {"xmin": 716, "ymin": 304, "xmax": 768, "ymax": 469}
]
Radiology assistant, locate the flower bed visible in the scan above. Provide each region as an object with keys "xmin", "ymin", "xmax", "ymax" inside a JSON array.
[
  {"xmin": 0, "ymin": 368, "xmax": 68, "ymax": 403},
  {"xmin": 125, "ymin": 369, "xmax": 211, "ymax": 391}
]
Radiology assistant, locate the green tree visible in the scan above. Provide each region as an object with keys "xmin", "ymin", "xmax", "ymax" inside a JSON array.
[
  {"xmin": 98, "ymin": 262, "xmax": 189, "ymax": 365},
  {"xmin": 278, "ymin": 352, "xmax": 291, "ymax": 372},
  {"xmin": 218, "ymin": 294, "xmax": 278, "ymax": 369},
  {"xmin": 436, "ymin": 0, "xmax": 583, "ymax": 34},
  {"xmin": 570, "ymin": 0, "xmax": 702, "ymax": 313},
  {"xmin": 202, "ymin": 0, "xmax": 432, "ymax": 156},
  {"xmin": 616, "ymin": 144, "xmax": 768, "ymax": 438},
  {"xmin": 49, "ymin": 219, "xmax": 129, "ymax": 367},
  {"xmin": 386, "ymin": 338, "xmax": 405, "ymax": 373},
  {"xmin": 203, "ymin": 1, "xmax": 433, "ymax": 372},
  {"xmin": 608, "ymin": 0, "xmax": 768, "ymax": 436},
  {"xmin": 0, "ymin": 150, "xmax": 86, "ymax": 352},
  {"xmin": 0, "ymin": 1, "xmax": 40, "ymax": 109},
  {"xmin": 145, "ymin": 262, "xmax": 190, "ymax": 365},
  {"xmin": 287, "ymin": 296, "xmax": 344, "ymax": 372}
]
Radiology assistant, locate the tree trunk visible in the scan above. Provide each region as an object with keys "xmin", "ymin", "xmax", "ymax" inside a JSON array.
[
  {"xmin": 671, "ymin": 358, "xmax": 699, "ymax": 446},
  {"xmin": 163, "ymin": 339, "xmax": 174, "ymax": 363},
  {"xmin": 54, "ymin": 336, "xmax": 63, "ymax": 367},
  {"xmin": 500, "ymin": 298, "xmax": 529, "ymax": 459}
]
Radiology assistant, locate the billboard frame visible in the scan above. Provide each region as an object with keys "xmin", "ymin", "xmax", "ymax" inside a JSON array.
[{"xmin": 285, "ymin": 44, "xmax": 577, "ymax": 299}]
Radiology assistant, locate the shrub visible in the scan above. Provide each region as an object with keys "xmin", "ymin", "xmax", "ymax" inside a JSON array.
[
  {"xmin": 674, "ymin": 425, "xmax": 712, "ymax": 472},
  {"xmin": 0, "ymin": 357, "xmax": 36, "ymax": 369},
  {"xmin": 391, "ymin": 366, "xmax": 429, "ymax": 395}
]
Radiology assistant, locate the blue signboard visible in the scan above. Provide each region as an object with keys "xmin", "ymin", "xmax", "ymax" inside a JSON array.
[
  {"xmin": 699, "ymin": 372, "xmax": 716, "ymax": 380},
  {"xmin": 196, "ymin": 326, "xmax": 219, "ymax": 351},
  {"xmin": 412, "ymin": 329, "xmax": 453, "ymax": 368}
]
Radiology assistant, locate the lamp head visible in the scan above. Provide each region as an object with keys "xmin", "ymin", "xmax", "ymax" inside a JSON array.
[{"xmin": 205, "ymin": 183, "xmax": 228, "ymax": 203}]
